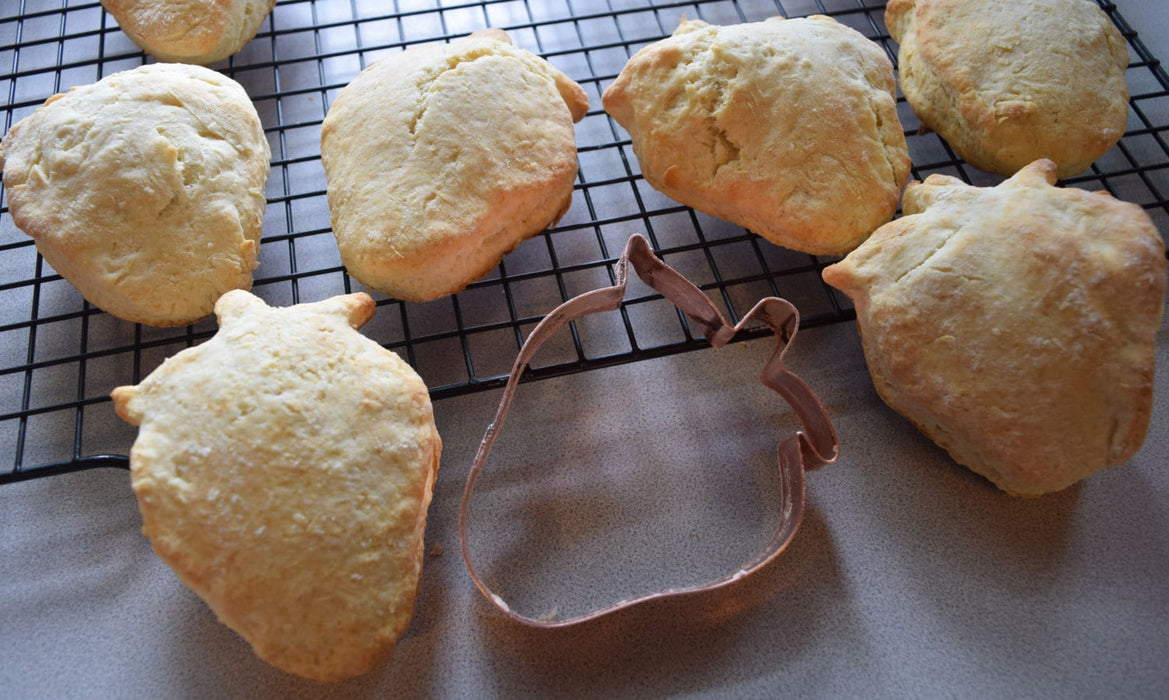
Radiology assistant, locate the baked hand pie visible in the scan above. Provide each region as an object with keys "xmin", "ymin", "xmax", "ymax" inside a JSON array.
[
  {"xmin": 602, "ymin": 15, "xmax": 910, "ymax": 256},
  {"xmin": 100, "ymin": 0, "xmax": 276, "ymax": 64},
  {"xmin": 321, "ymin": 28, "xmax": 589, "ymax": 302},
  {"xmin": 886, "ymin": 0, "xmax": 1130, "ymax": 178},
  {"xmin": 0, "ymin": 63, "xmax": 270, "ymax": 326},
  {"xmin": 111, "ymin": 290, "xmax": 442, "ymax": 681},
  {"xmin": 822, "ymin": 159, "xmax": 1166, "ymax": 496}
]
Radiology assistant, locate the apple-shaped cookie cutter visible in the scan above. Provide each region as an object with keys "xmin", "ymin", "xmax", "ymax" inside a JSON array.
[{"xmin": 458, "ymin": 233, "xmax": 839, "ymax": 627}]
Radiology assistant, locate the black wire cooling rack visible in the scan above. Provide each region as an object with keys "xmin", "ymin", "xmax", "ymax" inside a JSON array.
[{"xmin": 2, "ymin": 0, "xmax": 1168, "ymax": 483}]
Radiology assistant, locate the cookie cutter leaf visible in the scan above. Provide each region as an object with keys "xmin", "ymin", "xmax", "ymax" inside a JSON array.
[{"xmin": 458, "ymin": 233, "xmax": 839, "ymax": 627}]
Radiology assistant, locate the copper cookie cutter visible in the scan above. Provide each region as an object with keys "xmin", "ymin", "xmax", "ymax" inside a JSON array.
[{"xmin": 458, "ymin": 233, "xmax": 840, "ymax": 627}]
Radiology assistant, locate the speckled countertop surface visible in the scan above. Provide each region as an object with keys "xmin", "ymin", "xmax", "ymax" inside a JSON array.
[{"xmin": 2, "ymin": 1, "xmax": 1168, "ymax": 698}]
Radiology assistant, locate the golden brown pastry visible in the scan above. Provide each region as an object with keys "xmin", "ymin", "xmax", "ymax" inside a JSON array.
[
  {"xmin": 111, "ymin": 290, "xmax": 442, "ymax": 681},
  {"xmin": 822, "ymin": 159, "xmax": 1166, "ymax": 496},
  {"xmin": 101, "ymin": 0, "xmax": 276, "ymax": 64},
  {"xmin": 886, "ymin": 0, "xmax": 1129, "ymax": 178},
  {"xmin": 602, "ymin": 15, "xmax": 910, "ymax": 256},
  {"xmin": 320, "ymin": 28, "xmax": 589, "ymax": 302},
  {"xmin": 0, "ymin": 63, "xmax": 270, "ymax": 326}
]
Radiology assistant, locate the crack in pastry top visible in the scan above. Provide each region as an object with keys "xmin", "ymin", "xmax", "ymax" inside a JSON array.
[
  {"xmin": 654, "ymin": 18, "xmax": 905, "ymax": 188},
  {"xmin": 406, "ymin": 49, "xmax": 500, "ymax": 139}
]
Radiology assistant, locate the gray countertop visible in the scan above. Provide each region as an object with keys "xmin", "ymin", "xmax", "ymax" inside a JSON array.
[{"xmin": 3, "ymin": 1, "xmax": 1168, "ymax": 698}]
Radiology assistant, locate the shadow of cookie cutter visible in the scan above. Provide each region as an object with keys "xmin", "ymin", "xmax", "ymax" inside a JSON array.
[{"xmin": 458, "ymin": 233, "xmax": 840, "ymax": 628}]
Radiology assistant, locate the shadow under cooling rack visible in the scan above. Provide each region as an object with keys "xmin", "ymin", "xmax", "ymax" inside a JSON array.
[{"xmin": 2, "ymin": 0, "xmax": 1168, "ymax": 483}]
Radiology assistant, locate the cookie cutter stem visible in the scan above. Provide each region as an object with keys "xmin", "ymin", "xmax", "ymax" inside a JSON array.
[{"xmin": 458, "ymin": 233, "xmax": 839, "ymax": 628}]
